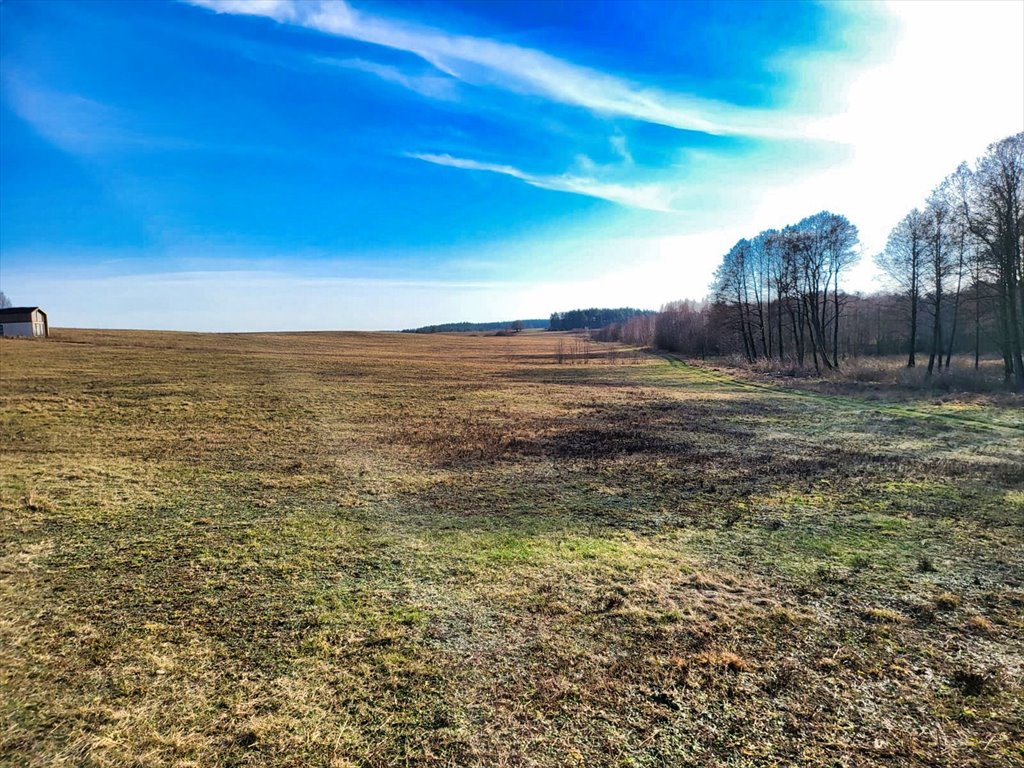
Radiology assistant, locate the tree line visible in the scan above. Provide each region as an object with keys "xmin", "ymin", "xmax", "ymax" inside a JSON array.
[
  {"xmin": 548, "ymin": 307, "xmax": 655, "ymax": 331},
  {"xmin": 875, "ymin": 133, "xmax": 1023, "ymax": 387},
  {"xmin": 709, "ymin": 211, "xmax": 859, "ymax": 373},
  {"xmin": 403, "ymin": 319, "xmax": 547, "ymax": 333},
  {"xmin": 598, "ymin": 132, "xmax": 1022, "ymax": 389}
]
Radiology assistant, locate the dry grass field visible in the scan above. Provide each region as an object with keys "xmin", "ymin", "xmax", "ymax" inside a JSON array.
[{"xmin": 1, "ymin": 329, "xmax": 1022, "ymax": 767}]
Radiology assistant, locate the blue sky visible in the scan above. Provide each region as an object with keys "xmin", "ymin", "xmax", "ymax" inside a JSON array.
[{"xmin": 1, "ymin": 0, "xmax": 1021, "ymax": 331}]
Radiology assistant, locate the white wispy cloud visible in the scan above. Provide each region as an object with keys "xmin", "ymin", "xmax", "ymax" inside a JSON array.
[
  {"xmin": 1, "ymin": 68, "xmax": 283, "ymax": 159},
  {"xmin": 609, "ymin": 133, "xmax": 633, "ymax": 166},
  {"xmin": 185, "ymin": 0, "xmax": 793, "ymax": 138},
  {"xmin": 315, "ymin": 57, "xmax": 458, "ymax": 100},
  {"xmin": 2, "ymin": 72, "xmax": 124, "ymax": 155},
  {"xmin": 406, "ymin": 152, "xmax": 676, "ymax": 212},
  {"xmin": 189, "ymin": 0, "xmax": 299, "ymax": 19}
]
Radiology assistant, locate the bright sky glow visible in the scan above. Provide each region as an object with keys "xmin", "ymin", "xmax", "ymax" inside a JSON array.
[{"xmin": 1, "ymin": 0, "xmax": 1021, "ymax": 330}]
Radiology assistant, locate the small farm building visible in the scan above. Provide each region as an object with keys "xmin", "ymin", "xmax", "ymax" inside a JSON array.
[{"xmin": 0, "ymin": 307, "xmax": 48, "ymax": 337}]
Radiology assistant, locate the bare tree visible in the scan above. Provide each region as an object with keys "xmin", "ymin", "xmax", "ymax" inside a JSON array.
[
  {"xmin": 655, "ymin": 300, "xmax": 711, "ymax": 357},
  {"xmin": 620, "ymin": 313, "xmax": 656, "ymax": 347},
  {"xmin": 0, "ymin": 291, "xmax": 11, "ymax": 309},
  {"xmin": 965, "ymin": 133, "xmax": 1024, "ymax": 388},
  {"xmin": 876, "ymin": 210, "xmax": 927, "ymax": 367},
  {"xmin": 706, "ymin": 213, "xmax": 859, "ymax": 371},
  {"xmin": 712, "ymin": 241, "xmax": 758, "ymax": 362},
  {"xmin": 820, "ymin": 213, "xmax": 859, "ymax": 366},
  {"xmin": 747, "ymin": 232, "xmax": 773, "ymax": 358},
  {"xmin": 922, "ymin": 192, "xmax": 955, "ymax": 375},
  {"xmin": 941, "ymin": 164, "xmax": 973, "ymax": 369},
  {"xmin": 790, "ymin": 213, "xmax": 841, "ymax": 371}
]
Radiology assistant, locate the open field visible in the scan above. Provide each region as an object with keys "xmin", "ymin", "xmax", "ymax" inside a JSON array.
[{"xmin": 2, "ymin": 329, "xmax": 1022, "ymax": 767}]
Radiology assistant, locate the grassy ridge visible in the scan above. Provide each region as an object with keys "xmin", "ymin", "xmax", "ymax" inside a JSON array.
[{"xmin": 1, "ymin": 329, "xmax": 1022, "ymax": 766}]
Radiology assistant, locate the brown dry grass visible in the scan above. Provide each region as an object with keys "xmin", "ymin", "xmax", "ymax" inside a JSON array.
[
  {"xmin": 732, "ymin": 353, "xmax": 1024, "ymax": 404},
  {"xmin": 1, "ymin": 328, "xmax": 1022, "ymax": 767}
]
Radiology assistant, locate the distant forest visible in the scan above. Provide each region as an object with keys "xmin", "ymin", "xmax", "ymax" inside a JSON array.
[
  {"xmin": 402, "ymin": 319, "xmax": 548, "ymax": 334},
  {"xmin": 404, "ymin": 308, "xmax": 658, "ymax": 334},
  {"xmin": 548, "ymin": 307, "xmax": 656, "ymax": 331}
]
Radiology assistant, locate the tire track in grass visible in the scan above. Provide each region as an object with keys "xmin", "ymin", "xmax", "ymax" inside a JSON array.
[{"xmin": 656, "ymin": 353, "xmax": 1024, "ymax": 435}]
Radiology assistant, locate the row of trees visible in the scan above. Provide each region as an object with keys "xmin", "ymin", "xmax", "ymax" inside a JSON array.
[
  {"xmin": 548, "ymin": 307, "xmax": 655, "ymax": 331},
  {"xmin": 591, "ymin": 300, "xmax": 715, "ymax": 357},
  {"xmin": 875, "ymin": 133, "xmax": 1023, "ymax": 387},
  {"xmin": 403, "ymin": 318, "xmax": 547, "ymax": 333},
  {"xmin": 636, "ymin": 132, "xmax": 1022, "ymax": 388},
  {"xmin": 607, "ymin": 289, "xmax": 1018, "ymax": 366},
  {"xmin": 709, "ymin": 211, "xmax": 859, "ymax": 372}
]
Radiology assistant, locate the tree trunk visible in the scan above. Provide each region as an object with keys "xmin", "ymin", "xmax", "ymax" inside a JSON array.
[
  {"xmin": 997, "ymin": 277, "xmax": 1013, "ymax": 380},
  {"xmin": 832, "ymin": 275, "xmax": 841, "ymax": 367},
  {"xmin": 945, "ymin": 260, "xmax": 964, "ymax": 369},
  {"xmin": 736, "ymin": 302, "xmax": 753, "ymax": 363},
  {"xmin": 1005, "ymin": 256, "xmax": 1024, "ymax": 390},
  {"xmin": 793, "ymin": 302, "xmax": 805, "ymax": 367},
  {"xmin": 926, "ymin": 286, "xmax": 942, "ymax": 377},
  {"xmin": 777, "ymin": 296, "xmax": 785, "ymax": 361},
  {"xmin": 908, "ymin": 290, "xmax": 918, "ymax": 367},
  {"xmin": 973, "ymin": 269, "xmax": 981, "ymax": 370}
]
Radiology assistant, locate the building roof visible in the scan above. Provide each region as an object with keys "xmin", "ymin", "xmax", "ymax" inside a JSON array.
[{"xmin": 0, "ymin": 307, "xmax": 45, "ymax": 322}]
